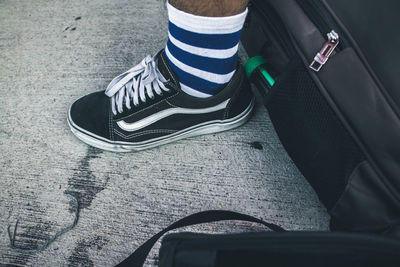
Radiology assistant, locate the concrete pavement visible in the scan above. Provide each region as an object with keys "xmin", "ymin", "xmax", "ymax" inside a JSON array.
[{"xmin": 0, "ymin": 0, "xmax": 329, "ymax": 266}]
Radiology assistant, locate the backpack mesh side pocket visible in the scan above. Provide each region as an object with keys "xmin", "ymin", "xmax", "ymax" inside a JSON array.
[{"xmin": 266, "ymin": 60, "xmax": 365, "ymax": 210}]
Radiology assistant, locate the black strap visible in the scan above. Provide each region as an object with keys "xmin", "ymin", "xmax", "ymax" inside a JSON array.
[{"xmin": 116, "ymin": 210, "xmax": 285, "ymax": 267}]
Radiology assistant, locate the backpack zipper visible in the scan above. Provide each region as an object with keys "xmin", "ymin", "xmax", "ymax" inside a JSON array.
[
  {"xmin": 309, "ymin": 30, "xmax": 339, "ymax": 72},
  {"xmin": 296, "ymin": 0, "xmax": 349, "ymax": 72},
  {"xmin": 296, "ymin": 0, "xmax": 349, "ymax": 49},
  {"xmin": 248, "ymin": 0, "xmax": 346, "ymax": 73}
]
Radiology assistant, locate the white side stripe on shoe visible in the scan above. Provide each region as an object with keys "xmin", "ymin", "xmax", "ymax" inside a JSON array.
[{"xmin": 117, "ymin": 99, "xmax": 230, "ymax": 132}]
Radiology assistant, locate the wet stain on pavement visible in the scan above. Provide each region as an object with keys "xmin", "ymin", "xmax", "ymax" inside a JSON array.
[
  {"xmin": 6, "ymin": 147, "xmax": 106, "ymax": 265},
  {"xmin": 6, "ymin": 221, "xmax": 52, "ymax": 266},
  {"xmin": 67, "ymin": 236, "xmax": 108, "ymax": 267},
  {"xmin": 66, "ymin": 146, "xmax": 108, "ymax": 210}
]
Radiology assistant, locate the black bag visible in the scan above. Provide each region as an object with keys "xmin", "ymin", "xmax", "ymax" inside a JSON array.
[
  {"xmin": 241, "ymin": 0, "xmax": 400, "ymax": 236},
  {"xmin": 116, "ymin": 210, "xmax": 400, "ymax": 267}
]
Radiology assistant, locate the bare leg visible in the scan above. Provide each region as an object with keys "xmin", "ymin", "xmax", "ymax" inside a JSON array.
[{"xmin": 169, "ymin": 0, "xmax": 249, "ymax": 17}]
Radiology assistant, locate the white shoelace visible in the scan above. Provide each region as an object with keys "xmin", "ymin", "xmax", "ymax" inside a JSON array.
[{"xmin": 105, "ymin": 55, "xmax": 169, "ymax": 115}]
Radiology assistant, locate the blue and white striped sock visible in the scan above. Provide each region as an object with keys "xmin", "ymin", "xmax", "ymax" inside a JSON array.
[{"xmin": 165, "ymin": 2, "xmax": 248, "ymax": 98}]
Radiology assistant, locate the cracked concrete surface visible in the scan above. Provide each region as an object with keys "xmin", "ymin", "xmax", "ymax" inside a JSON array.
[{"xmin": 0, "ymin": 0, "xmax": 329, "ymax": 266}]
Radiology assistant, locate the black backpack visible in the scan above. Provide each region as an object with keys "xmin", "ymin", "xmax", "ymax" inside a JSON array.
[
  {"xmin": 242, "ymin": 0, "xmax": 400, "ymax": 236},
  {"xmin": 116, "ymin": 211, "xmax": 400, "ymax": 266}
]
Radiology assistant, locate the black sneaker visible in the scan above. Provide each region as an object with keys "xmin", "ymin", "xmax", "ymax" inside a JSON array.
[{"xmin": 67, "ymin": 50, "xmax": 254, "ymax": 152}]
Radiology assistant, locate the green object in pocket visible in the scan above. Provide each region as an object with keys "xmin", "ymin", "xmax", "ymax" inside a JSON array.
[{"xmin": 244, "ymin": 56, "xmax": 275, "ymax": 86}]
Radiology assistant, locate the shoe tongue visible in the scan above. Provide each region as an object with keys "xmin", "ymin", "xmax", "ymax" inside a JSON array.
[{"xmin": 156, "ymin": 49, "xmax": 180, "ymax": 89}]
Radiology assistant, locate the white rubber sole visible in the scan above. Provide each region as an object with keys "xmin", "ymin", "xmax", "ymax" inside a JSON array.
[{"xmin": 67, "ymin": 98, "xmax": 254, "ymax": 152}]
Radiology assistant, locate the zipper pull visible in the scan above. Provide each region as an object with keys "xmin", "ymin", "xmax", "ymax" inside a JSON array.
[{"xmin": 309, "ymin": 30, "xmax": 339, "ymax": 72}]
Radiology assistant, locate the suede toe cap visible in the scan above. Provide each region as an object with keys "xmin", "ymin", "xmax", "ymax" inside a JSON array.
[{"xmin": 69, "ymin": 91, "xmax": 111, "ymax": 140}]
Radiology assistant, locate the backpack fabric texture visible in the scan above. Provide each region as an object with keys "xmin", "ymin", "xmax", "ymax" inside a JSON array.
[
  {"xmin": 116, "ymin": 211, "xmax": 400, "ymax": 267},
  {"xmin": 159, "ymin": 231, "xmax": 400, "ymax": 267},
  {"xmin": 241, "ymin": 0, "xmax": 400, "ymax": 237}
]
